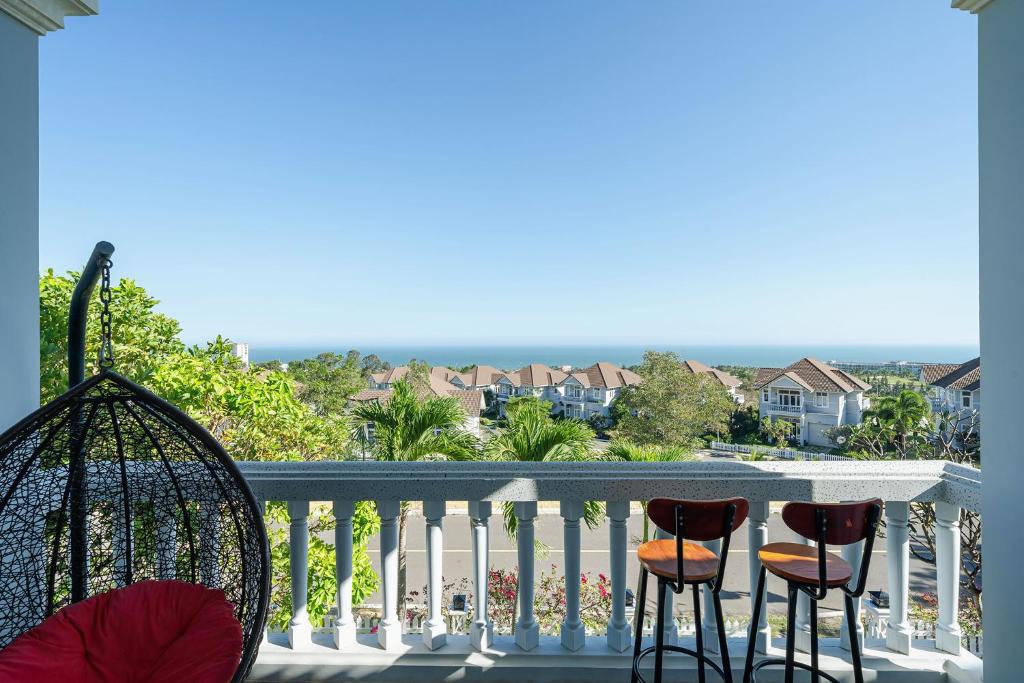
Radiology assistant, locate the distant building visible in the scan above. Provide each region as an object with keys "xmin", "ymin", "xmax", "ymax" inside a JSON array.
[
  {"xmin": 351, "ymin": 373, "xmax": 485, "ymax": 439},
  {"xmin": 229, "ymin": 342, "xmax": 249, "ymax": 371},
  {"xmin": 493, "ymin": 362, "xmax": 643, "ymax": 420},
  {"xmin": 682, "ymin": 360, "xmax": 744, "ymax": 404},
  {"xmin": 753, "ymin": 358, "xmax": 871, "ymax": 447},
  {"xmin": 920, "ymin": 357, "xmax": 981, "ymax": 426}
]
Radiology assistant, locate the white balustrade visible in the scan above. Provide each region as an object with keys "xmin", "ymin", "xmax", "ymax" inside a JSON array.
[
  {"xmin": 332, "ymin": 500, "xmax": 356, "ymax": 649},
  {"xmin": 514, "ymin": 501, "xmax": 540, "ymax": 651},
  {"xmin": 375, "ymin": 499, "xmax": 402, "ymax": 650},
  {"xmin": 560, "ymin": 500, "xmax": 585, "ymax": 651},
  {"xmin": 422, "ymin": 500, "xmax": 447, "ymax": 650},
  {"xmin": 287, "ymin": 500, "xmax": 311, "ymax": 648},
  {"xmin": 935, "ymin": 501, "xmax": 963, "ymax": 655},
  {"xmin": 885, "ymin": 501, "xmax": 912, "ymax": 654},
  {"xmin": 605, "ymin": 501, "xmax": 631, "ymax": 651},
  {"xmin": 468, "ymin": 500, "xmax": 493, "ymax": 650},
  {"xmin": 700, "ymin": 538, "xmax": 721, "ymax": 654},
  {"xmin": 747, "ymin": 501, "xmax": 770, "ymax": 654},
  {"xmin": 236, "ymin": 459, "xmax": 980, "ymax": 680}
]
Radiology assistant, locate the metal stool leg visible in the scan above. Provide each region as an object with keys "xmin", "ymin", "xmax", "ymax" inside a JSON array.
[
  {"xmin": 742, "ymin": 566, "xmax": 766, "ymax": 683},
  {"xmin": 631, "ymin": 568, "xmax": 649, "ymax": 683},
  {"xmin": 713, "ymin": 588, "xmax": 733, "ymax": 683},
  {"xmin": 845, "ymin": 593, "xmax": 865, "ymax": 683},
  {"xmin": 810, "ymin": 596, "xmax": 819, "ymax": 683},
  {"xmin": 784, "ymin": 584, "xmax": 798, "ymax": 683},
  {"xmin": 654, "ymin": 579, "xmax": 667, "ymax": 683},
  {"xmin": 693, "ymin": 583, "xmax": 706, "ymax": 683}
]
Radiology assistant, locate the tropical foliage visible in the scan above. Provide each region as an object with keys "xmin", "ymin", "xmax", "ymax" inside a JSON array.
[{"xmin": 606, "ymin": 441, "xmax": 693, "ymax": 542}]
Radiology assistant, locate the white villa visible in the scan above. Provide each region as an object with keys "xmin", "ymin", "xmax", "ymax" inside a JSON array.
[
  {"xmin": 353, "ymin": 373, "xmax": 485, "ymax": 437},
  {"xmin": 682, "ymin": 359, "xmax": 745, "ymax": 404},
  {"xmin": 753, "ymin": 358, "xmax": 871, "ymax": 447},
  {"xmin": 921, "ymin": 357, "xmax": 981, "ymax": 426}
]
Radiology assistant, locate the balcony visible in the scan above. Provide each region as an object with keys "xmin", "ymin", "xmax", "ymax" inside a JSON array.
[
  {"xmin": 764, "ymin": 402, "xmax": 803, "ymax": 415},
  {"xmin": 239, "ymin": 460, "xmax": 981, "ymax": 682}
]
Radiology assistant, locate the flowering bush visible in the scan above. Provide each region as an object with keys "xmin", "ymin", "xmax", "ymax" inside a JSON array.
[
  {"xmin": 485, "ymin": 565, "xmax": 612, "ymax": 634},
  {"xmin": 910, "ymin": 592, "xmax": 982, "ymax": 637}
]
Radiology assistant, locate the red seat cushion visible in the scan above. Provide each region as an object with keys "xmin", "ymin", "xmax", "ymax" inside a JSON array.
[{"xmin": 0, "ymin": 580, "xmax": 242, "ymax": 683}]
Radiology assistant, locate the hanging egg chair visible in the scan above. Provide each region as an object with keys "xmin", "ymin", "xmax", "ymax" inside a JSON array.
[{"xmin": 0, "ymin": 242, "xmax": 269, "ymax": 682}]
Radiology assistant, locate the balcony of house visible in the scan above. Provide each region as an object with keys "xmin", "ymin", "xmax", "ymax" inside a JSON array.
[
  {"xmin": 763, "ymin": 402, "xmax": 804, "ymax": 415},
  {"xmin": 239, "ymin": 460, "xmax": 982, "ymax": 683}
]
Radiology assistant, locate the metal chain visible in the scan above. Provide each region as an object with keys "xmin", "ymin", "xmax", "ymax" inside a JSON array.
[{"xmin": 98, "ymin": 258, "xmax": 115, "ymax": 369}]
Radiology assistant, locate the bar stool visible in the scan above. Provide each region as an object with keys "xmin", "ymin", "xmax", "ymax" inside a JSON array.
[
  {"xmin": 742, "ymin": 499, "xmax": 882, "ymax": 683},
  {"xmin": 631, "ymin": 498, "xmax": 749, "ymax": 683}
]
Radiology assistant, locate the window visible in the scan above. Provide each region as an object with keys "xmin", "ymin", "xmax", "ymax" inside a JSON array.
[
  {"xmin": 590, "ymin": 388, "xmax": 602, "ymax": 401},
  {"xmin": 567, "ymin": 385, "xmax": 583, "ymax": 399},
  {"xmin": 777, "ymin": 389, "xmax": 801, "ymax": 407},
  {"xmin": 962, "ymin": 391, "xmax": 972, "ymax": 408},
  {"xmin": 814, "ymin": 392, "xmax": 828, "ymax": 408},
  {"xmin": 762, "ymin": 390, "xmax": 769, "ymax": 402}
]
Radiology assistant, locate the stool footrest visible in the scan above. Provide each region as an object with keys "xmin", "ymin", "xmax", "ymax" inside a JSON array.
[
  {"xmin": 632, "ymin": 644, "xmax": 728, "ymax": 683},
  {"xmin": 748, "ymin": 657, "xmax": 842, "ymax": 683}
]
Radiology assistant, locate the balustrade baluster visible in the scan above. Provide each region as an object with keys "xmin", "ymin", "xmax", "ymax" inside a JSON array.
[
  {"xmin": 794, "ymin": 535, "xmax": 813, "ymax": 653},
  {"xmin": 333, "ymin": 500, "xmax": 356, "ymax": 649},
  {"xmin": 935, "ymin": 501, "xmax": 962, "ymax": 655},
  {"xmin": 469, "ymin": 501, "xmax": 492, "ymax": 650},
  {"xmin": 653, "ymin": 527, "xmax": 679, "ymax": 646},
  {"xmin": 560, "ymin": 500, "xmax": 585, "ymax": 651},
  {"xmin": 701, "ymin": 538, "xmax": 721, "ymax": 654},
  {"xmin": 840, "ymin": 539, "xmax": 865, "ymax": 652},
  {"xmin": 514, "ymin": 501, "xmax": 540, "ymax": 650},
  {"xmin": 606, "ymin": 501, "xmax": 631, "ymax": 651},
  {"xmin": 885, "ymin": 501, "xmax": 912, "ymax": 654},
  {"xmin": 423, "ymin": 500, "xmax": 447, "ymax": 650},
  {"xmin": 376, "ymin": 499, "xmax": 402, "ymax": 650},
  {"xmin": 747, "ymin": 501, "xmax": 770, "ymax": 653},
  {"xmin": 287, "ymin": 500, "xmax": 311, "ymax": 648}
]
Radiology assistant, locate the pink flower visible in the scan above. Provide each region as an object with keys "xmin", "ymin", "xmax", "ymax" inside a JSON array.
[
  {"xmin": 580, "ymin": 575, "xmax": 587, "ymax": 584},
  {"xmin": 370, "ymin": 626, "xmax": 379, "ymax": 634}
]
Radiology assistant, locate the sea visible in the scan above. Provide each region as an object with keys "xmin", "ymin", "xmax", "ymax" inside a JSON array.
[{"xmin": 247, "ymin": 344, "xmax": 979, "ymax": 370}]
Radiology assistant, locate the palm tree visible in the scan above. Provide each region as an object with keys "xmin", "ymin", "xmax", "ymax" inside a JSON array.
[
  {"xmin": 863, "ymin": 389, "xmax": 930, "ymax": 455},
  {"xmin": 484, "ymin": 397, "xmax": 599, "ymax": 538},
  {"xmin": 605, "ymin": 441, "xmax": 693, "ymax": 543},
  {"xmin": 350, "ymin": 379, "xmax": 479, "ymax": 604}
]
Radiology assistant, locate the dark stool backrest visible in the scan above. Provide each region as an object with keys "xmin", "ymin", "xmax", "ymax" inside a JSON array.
[
  {"xmin": 647, "ymin": 498, "xmax": 750, "ymax": 541},
  {"xmin": 781, "ymin": 499, "xmax": 882, "ymax": 546}
]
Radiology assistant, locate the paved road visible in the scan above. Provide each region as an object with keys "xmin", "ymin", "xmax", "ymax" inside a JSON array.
[{"xmin": 356, "ymin": 510, "xmax": 937, "ymax": 619}]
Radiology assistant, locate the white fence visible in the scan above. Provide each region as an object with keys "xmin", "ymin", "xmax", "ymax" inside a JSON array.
[{"xmin": 710, "ymin": 441, "xmax": 854, "ymax": 461}]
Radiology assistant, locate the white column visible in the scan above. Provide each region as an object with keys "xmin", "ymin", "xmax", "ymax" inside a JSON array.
[
  {"xmin": 560, "ymin": 500, "xmax": 585, "ymax": 651},
  {"xmin": 935, "ymin": 501, "xmax": 962, "ymax": 655},
  {"xmin": 701, "ymin": 538, "xmax": 721, "ymax": 653},
  {"xmin": 376, "ymin": 499, "xmax": 402, "ymax": 650},
  {"xmin": 606, "ymin": 501, "xmax": 632, "ymax": 652},
  {"xmin": 653, "ymin": 527, "xmax": 679, "ymax": 646},
  {"xmin": 794, "ymin": 535, "xmax": 813, "ymax": 653},
  {"xmin": 747, "ymin": 501, "xmax": 770, "ymax": 654},
  {"xmin": 423, "ymin": 500, "xmax": 447, "ymax": 650},
  {"xmin": 885, "ymin": 501, "xmax": 912, "ymax": 654},
  {"xmin": 468, "ymin": 501, "xmax": 493, "ymax": 650},
  {"xmin": 514, "ymin": 501, "xmax": 540, "ymax": 651},
  {"xmin": 839, "ymin": 539, "xmax": 865, "ymax": 652},
  {"xmin": 0, "ymin": 11, "xmax": 39, "ymax": 433},
  {"xmin": 333, "ymin": 500, "xmax": 356, "ymax": 650},
  {"xmin": 287, "ymin": 500, "xmax": 312, "ymax": 648}
]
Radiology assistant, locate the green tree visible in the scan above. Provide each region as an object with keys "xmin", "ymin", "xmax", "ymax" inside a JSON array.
[
  {"xmin": 759, "ymin": 416, "xmax": 795, "ymax": 447},
  {"xmin": 612, "ymin": 351, "xmax": 735, "ymax": 447},
  {"xmin": 350, "ymin": 379, "xmax": 479, "ymax": 604},
  {"xmin": 862, "ymin": 389, "xmax": 931, "ymax": 454},
  {"xmin": 484, "ymin": 397, "xmax": 601, "ymax": 538},
  {"xmin": 287, "ymin": 351, "xmax": 366, "ymax": 417}
]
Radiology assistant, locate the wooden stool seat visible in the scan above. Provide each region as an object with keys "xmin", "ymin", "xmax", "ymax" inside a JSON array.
[
  {"xmin": 758, "ymin": 541, "xmax": 852, "ymax": 587},
  {"xmin": 638, "ymin": 539, "xmax": 720, "ymax": 582}
]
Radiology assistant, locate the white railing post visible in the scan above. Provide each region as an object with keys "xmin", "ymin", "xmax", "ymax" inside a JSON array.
[
  {"xmin": 747, "ymin": 501, "xmax": 770, "ymax": 654},
  {"xmin": 376, "ymin": 499, "xmax": 402, "ymax": 650},
  {"xmin": 653, "ymin": 527, "xmax": 679, "ymax": 646},
  {"xmin": 840, "ymin": 539, "xmax": 865, "ymax": 652},
  {"xmin": 606, "ymin": 501, "xmax": 632, "ymax": 652},
  {"xmin": 794, "ymin": 535, "xmax": 813, "ymax": 653},
  {"xmin": 423, "ymin": 500, "xmax": 447, "ymax": 650},
  {"xmin": 287, "ymin": 500, "xmax": 311, "ymax": 649},
  {"xmin": 333, "ymin": 500, "xmax": 356, "ymax": 650},
  {"xmin": 560, "ymin": 500, "xmax": 585, "ymax": 651},
  {"xmin": 935, "ymin": 501, "xmax": 962, "ymax": 655},
  {"xmin": 885, "ymin": 501, "xmax": 912, "ymax": 654},
  {"xmin": 701, "ymin": 538, "xmax": 721, "ymax": 653},
  {"xmin": 514, "ymin": 501, "xmax": 540, "ymax": 651},
  {"xmin": 468, "ymin": 500, "xmax": 493, "ymax": 650}
]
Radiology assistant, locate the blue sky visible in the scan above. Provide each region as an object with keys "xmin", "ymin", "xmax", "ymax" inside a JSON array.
[{"xmin": 39, "ymin": 2, "xmax": 978, "ymax": 347}]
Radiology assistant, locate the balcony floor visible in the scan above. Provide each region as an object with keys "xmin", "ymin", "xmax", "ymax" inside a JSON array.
[{"xmin": 250, "ymin": 633, "xmax": 979, "ymax": 682}]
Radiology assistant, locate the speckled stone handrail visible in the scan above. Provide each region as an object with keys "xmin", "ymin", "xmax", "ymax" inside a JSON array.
[{"xmin": 237, "ymin": 459, "xmax": 980, "ymax": 512}]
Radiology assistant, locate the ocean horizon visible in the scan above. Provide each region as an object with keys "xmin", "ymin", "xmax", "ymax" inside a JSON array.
[{"xmin": 247, "ymin": 344, "xmax": 980, "ymax": 370}]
